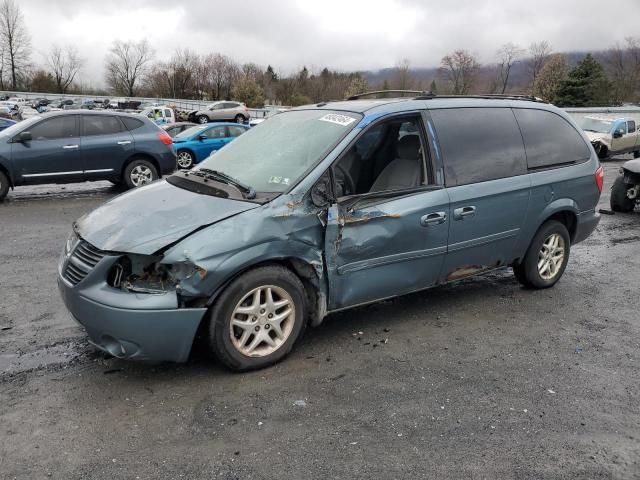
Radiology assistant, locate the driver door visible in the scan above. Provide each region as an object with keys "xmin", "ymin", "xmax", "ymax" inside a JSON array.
[{"xmin": 323, "ymin": 113, "xmax": 450, "ymax": 310}]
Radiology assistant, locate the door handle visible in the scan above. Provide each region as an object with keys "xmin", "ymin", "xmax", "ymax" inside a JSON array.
[
  {"xmin": 420, "ymin": 211, "xmax": 447, "ymax": 227},
  {"xmin": 117, "ymin": 140, "xmax": 132, "ymax": 145},
  {"xmin": 62, "ymin": 145, "xmax": 79, "ymax": 150},
  {"xmin": 453, "ymin": 206, "xmax": 476, "ymax": 220}
]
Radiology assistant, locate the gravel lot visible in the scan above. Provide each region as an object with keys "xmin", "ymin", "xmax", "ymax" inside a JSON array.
[{"xmin": 1, "ymin": 160, "xmax": 639, "ymax": 479}]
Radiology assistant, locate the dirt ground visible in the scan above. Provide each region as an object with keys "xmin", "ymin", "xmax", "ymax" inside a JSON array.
[{"xmin": 1, "ymin": 160, "xmax": 639, "ymax": 479}]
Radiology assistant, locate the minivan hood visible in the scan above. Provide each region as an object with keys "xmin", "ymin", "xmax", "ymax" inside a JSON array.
[{"xmin": 76, "ymin": 180, "xmax": 257, "ymax": 254}]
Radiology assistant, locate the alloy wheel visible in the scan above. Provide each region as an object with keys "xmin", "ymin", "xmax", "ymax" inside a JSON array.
[
  {"xmin": 229, "ymin": 285, "xmax": 295, "ymax": 357},
  {"xmin": 177, "ymin": 151, "xmax": 193, "ymax": 168},
  {"xmin": 537, "ymin": 233, "xmax": 565, "ymax": 280},
  {"xmin": 130, "ymin": 165, "xmax": 153, "ymax": 186}
]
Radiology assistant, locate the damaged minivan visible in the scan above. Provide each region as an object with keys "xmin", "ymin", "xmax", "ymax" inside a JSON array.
[{"xmin": 58, "ymin": 94, "xmax": 603, "ymax": 371}]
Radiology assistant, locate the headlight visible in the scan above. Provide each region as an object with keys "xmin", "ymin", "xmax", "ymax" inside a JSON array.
[
  {"xmin": 107, "ymin": 254, "xmax": 207, "ymax": 295},
  {"xmin": 64, "ymin": 231, "xmax": 79, "ymax": 256}
]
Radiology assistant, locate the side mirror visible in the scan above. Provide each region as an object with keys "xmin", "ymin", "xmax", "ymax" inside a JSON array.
[
  {"xmin": 310, "ymin": 174, "xmax": 333, "ymax": 208},
  {"xmin": 198, "ymin": 134, "xmax": 207, "ymax": 141},
  {"xmin": 17, "ymin": 131, "xmax": 32, "ymax": 142},
  {"xmin": 613, "ymin": 130, "xmax": 623, "ymax": 139}
]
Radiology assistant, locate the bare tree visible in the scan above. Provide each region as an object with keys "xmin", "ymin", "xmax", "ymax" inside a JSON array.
[
  {"xmin": 47, "ymin": 45, "xmax": 83, "ymax": 94},
  {"xmin": 604, "ymin": 37, "xmax": 640, "ymax": 103},
  {"xmin": 526, "ymin": 41, "xmax": 552, "ymax": 93},
  {"xmin": 105, "ymin": 40, "xmax": 154, "ymax": 96},
  {"xmin": 0, "ymin": 0, "xmax": 30, "ymax": 90},
  {"xmin": 495, "ymin": 43, "xmax": 524, "ymax": 93},
  {"xmin": 393, "ymin": 58, "xmax": 413, "ymax": 90},
  {"xmin": 439, "ymin": 50, "xmax": 480, "ymax": 94}
]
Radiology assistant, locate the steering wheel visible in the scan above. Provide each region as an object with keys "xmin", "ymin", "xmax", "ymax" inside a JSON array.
[{"xmin": 334, "ymin": 164, "xmax": 356, "ymax": 196}]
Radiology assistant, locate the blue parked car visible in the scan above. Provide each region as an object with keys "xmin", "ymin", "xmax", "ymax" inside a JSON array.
[
  {"xmin": 173, "ymin": 123, "xmax": 249, "ymax": 169},
  {"xmin": 0, "ymin": 117, "xmax": 16, "ymax": 131}
]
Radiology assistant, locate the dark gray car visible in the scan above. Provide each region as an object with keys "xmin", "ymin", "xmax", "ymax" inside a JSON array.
[
  {"xmin": 58, "ymin": 95, "xmax": 602, "ymax": 371},
  {"xmin": 0, "ymin": 110, "xmax": 177, "ymax": 200}
]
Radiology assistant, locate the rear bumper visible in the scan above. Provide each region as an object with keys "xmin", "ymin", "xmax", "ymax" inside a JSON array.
[
  {"xmin": 58, "ymin": 258, "xmax": 206, "ymax": 362},
  {"xmin": 573, "ymin": 209, "xmax": 600, "ymax": 244},
  {"xmin": 156, "ymin": 150, "xmax": 177, "ymax": 176}
]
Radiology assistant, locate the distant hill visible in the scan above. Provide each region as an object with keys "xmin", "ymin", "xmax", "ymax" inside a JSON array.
[{"xmin": 362, "ymin": 51, "xmax": 593, "ymax": 92}]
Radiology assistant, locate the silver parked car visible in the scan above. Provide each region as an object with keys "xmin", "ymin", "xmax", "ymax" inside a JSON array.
[{"xmin": 190, "ymin": 101, "xmax": 249, "ymax": 124}]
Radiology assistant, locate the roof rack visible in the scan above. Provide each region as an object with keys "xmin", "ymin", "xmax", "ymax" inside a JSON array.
[
  {"xmin": 416, "ymin": 93, "xmax": 547, "ymax": 103},
  {"xmin": 346, "ymin": 90, "xmax": 432, "ymax": 100},
  {"xmin": 346, "ymin": 90, "xmax": 547, "ymax": 103}
]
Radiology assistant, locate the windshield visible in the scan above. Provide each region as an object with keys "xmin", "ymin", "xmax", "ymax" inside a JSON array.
[
  {"xmin": 175, "ymin": 125, "xmax": 208, "ymax": 139},
  {"xmin": 581, "ymin": 118, "xmax": 613, "ymax": 134},
  {"xmin": 196, "ymin": 110, "xmax": 361, "ymax": 193}
]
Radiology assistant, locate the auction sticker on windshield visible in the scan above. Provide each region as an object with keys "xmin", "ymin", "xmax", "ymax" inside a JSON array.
[{"xmin": 319, "ymin": 113, "xmax": 356, "ymax": 126}]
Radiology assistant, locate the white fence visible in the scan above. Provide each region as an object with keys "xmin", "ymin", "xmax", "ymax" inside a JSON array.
[{"xmin": 565, "ymin": 106, "xmax": 640, "ymax": 124}]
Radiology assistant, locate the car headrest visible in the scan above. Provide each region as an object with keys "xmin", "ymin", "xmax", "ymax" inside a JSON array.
[{"xmin": 396, "ymin": 135, "xmax": 420, "ymax": 160}]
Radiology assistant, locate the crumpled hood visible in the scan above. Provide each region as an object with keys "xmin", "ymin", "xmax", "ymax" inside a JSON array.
[
  {"xmin": 585, "ymin": 131, "xmax": 611, "ymax": 143},
  {"xmin": 76, "ymin": 180, "xmax": 257, "ymax": 254}
]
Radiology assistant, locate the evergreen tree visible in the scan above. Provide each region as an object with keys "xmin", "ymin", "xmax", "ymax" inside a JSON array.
[
  {"xmin": 555, "ymin": 54, "xmax": 611, "ymax": 107},
  {"xmin": 429, "ymin": 79, "xmax": 437, "ymax": 94}
]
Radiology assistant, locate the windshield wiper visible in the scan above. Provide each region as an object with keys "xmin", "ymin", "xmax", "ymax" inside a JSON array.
[{"xmin": 195, "ymin": 168, "xmax": 256, "ymax": 199}]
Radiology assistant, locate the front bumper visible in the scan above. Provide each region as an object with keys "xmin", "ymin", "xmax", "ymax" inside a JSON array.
[
  {"xmin": 573, "ymin": 209, "xmax": 601, "ymax": 245},
  {"xmin": 58, "ymin": 255, "xmax": 206, "ymax": 362}
]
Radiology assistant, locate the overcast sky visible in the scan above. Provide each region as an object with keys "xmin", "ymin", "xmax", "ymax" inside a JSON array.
[{"xmin": 20, "ymin": 0, "xmax": 640, "ymax": 87}]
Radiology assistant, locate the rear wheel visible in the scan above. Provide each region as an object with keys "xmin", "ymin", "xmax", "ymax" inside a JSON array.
[
  {"xmin": 610, "ymin": 175, "xmax": 636, "ymax": 212},
  {"xmin": 198, "ymin": 115, "xmax": 209, "ymax": 124},
  {"xmin": 0, "ymin": 170, "xmax": 9, "ymax": 201},
  {"xmin": 234, "ymin": 114, "xmax": 245, "ymax": 124},
  {"xmin": 123, "ymin": 159, "xmax": 158, "ymax": 189},
  {"xmin": 634, "ymin": 151, "xmax": 640, "ymax": 159},
  {"xmin": 513, "ymin": 220, "xmax": 570, "ymax": 289},
  {"xmin": 209, "ymin": 266, "xmax": 307, "ymax": 371},
  {"xmin": 177, "ymin": 150, "xmax": 195, "ymax": 169}
]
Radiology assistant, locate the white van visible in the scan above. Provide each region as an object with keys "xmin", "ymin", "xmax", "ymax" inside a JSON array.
[{"xmin": 141, "ymin": 105, "xmax": 176, "ymax": 125}]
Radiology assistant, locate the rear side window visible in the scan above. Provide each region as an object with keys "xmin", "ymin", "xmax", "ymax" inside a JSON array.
[
  {"xmin": 121, "ymin": 117, "xmax": 145, "ymax": 131},
  {"xmin": 430, "ymin": 108, "xmax": 526, "ymax": 186},
  {"xmin": 82, "ymin": 115, "xmax": 124, "ymax": 136},
  {"xmin": 227, "ymin": 126, "xmax": 246, "ymax": 137},
  {"xmin": 29, "ymin": 116, "xmax": 77, "ymax": 140},
  {"xmin": 513, "ymin": 109, "xmax": 590, "ymax": 169},
  {"xmin": 164, "ymin": 109, "xmax": 172, "ymax": 117},
  {"xmin": 627, "ymin": 120, "xmax": 636, "ymax": 133}
]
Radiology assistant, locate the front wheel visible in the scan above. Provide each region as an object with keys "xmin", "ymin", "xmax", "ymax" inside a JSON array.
[
  {"xmin": 198, "ymin": 115, "xmax": 209, "ymax": 124},
  {"xmin": 123, "ymin": 159, "xmax": 158, "ymax": 189},
  {"xmin": 513, "ymin": 220, "xmax": 570, "ymax": 289},
  {"xmin": 610, "ymin": 175, "xmax": 636, "ymax": 212},
  {"xmin": 234, "ymin": 114, "xmax": 245, "ymax": 124},
  {"xmin": 177, "ymin": 150, "xmax": 195, "ymax": 169},
  {"xmin": 209, "ymin": 266, "xmax": 307, "ymax": 371}
]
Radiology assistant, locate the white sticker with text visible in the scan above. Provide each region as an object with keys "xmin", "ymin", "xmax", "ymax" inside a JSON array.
[{"xmin": 319, "ymin": 113, "xmax": 356, "ymax": 127}]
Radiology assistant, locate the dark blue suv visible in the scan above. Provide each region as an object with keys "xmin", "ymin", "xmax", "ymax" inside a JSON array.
[{"xmin": 0, "ymin": 110, "xmax": 177, "ymax": 200}]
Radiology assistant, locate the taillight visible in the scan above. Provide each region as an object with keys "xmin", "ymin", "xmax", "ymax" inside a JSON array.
[
  {"xmin": 594, "ymin": 165, "xmax": 604, "ymax": 193},
  {"xmin": 157, "ymin": 131, "xmax": 172, "ymax": 146}
]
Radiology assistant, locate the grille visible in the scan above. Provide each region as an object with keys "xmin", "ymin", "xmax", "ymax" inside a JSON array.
[{"xmin": 63, "ymin": 240, "xmax": 106, "ymax": 286}]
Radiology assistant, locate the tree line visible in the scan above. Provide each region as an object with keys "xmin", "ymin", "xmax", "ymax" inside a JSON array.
[{"xmin": 0, "ymin": 0, "xmax": 638, "ymax": 107}]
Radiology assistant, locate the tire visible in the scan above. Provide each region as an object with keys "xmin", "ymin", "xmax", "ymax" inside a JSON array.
[
  {"xmin": 0, "ymin": 170, "xmax": 9, "ymax": 201},
  {"xmin": 208, "ymin": 265, "xmax": 307, "ymax": 371},
  {"xmin": 177, "ymin": 150, "xmax": 195, "ymax": 169},
  {"xmin": 198, "ymin": 115, "xmax": 209, "ymax": 124},
  {"xmin": 610, "ymin": 175, "xmax": 636, "ymax": 212},
  {"xmin": 513, "ymin": 220, "xmax": 571, "ymax": 289},
  {"xmin": 123, "ymin": 159, "xmax": 158, "ymax": 189},
  {"xmin": 234, "ymin": 114, "xmax": 245, "ymax": 124},
  {"xmin": 634, "ymin": 151, "xmax": 640, "ymax": 159},
  {"xmin": 594, "ymin": 143, "xmax": 608, "ymax": 159}
]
